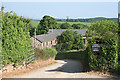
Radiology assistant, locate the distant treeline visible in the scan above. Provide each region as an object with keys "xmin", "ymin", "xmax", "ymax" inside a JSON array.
[{"xmin": 56, "ymin": 17, "xmax": 118, "ymax": 23}]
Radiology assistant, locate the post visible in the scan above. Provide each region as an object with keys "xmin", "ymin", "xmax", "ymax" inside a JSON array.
[
  {"xmin": 23, "ymin": 61, "xmax": 26, "ymax": 69},
  {"xmin": 34, "ymin": 29, "xmax": 36, "ymax": 58}
]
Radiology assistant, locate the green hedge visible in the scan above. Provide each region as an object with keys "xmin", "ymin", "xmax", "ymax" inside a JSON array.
[
  {"xmin": 35, "ymin": 48, "xmax": 57, "ymax": 60},
  {"xmin": 87, "ymin": 20, "xmax": 119, "ymax": 74},
  {"xmin": 2, "ymin": 12, "xmax": 32, "ymax": 67},
  {"xmin": 56, "ymin": 49, "xmax": 89, "ymax": 71},
  {"xmin": 88, "ymin": 38, "xmax": 119, "ymax": 72}
]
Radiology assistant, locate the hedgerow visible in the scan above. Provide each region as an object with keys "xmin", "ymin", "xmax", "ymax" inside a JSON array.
[
  {"xmin": 2, "ymin": 12, "xmax": 32, "ymax": 67},
  {"xmin": 35, "ymin": 48, "xmax": 57, "ymax": 60},
  {"xmin": 87, "ymin": 20, "xmax": 119, "ymax": 73},
  {"xmin": 87, "ymin": 38, "xmax": 118, "ymax": 72}
]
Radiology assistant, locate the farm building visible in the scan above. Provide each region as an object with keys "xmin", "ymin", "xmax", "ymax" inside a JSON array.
[{"xmin": 30, "ymin": 29, "xmax": 88, "ymax": 49}]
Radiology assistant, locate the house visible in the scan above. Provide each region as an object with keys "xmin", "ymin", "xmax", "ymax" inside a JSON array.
[{"xmin": 30, "ymin": 29, "xmax": 88, "ymax": 49}]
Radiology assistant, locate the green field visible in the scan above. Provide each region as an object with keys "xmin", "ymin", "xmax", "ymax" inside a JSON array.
[
  {"xmin": 57, "ymin": 21, "xmax": 91, "ymax": 26},
  {"xmin": 32, "ymin": 20, "xmax": 40, "ymax": 28},
  {"xmin": 32, "ymin": 20, "xmax": 92, "ymax": 27}
]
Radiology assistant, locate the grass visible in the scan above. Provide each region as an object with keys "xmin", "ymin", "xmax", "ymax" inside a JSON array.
[
  {"xmin": 31, "ymin": 20, "xmax": 39, "ymax": 28},
  {"xmin": 57, "ymin": 21, "xmax": 91, "ymax": 26},
  {"xmin": 31, "ymin": 20, "xmax": 92, "ymax": 28}
]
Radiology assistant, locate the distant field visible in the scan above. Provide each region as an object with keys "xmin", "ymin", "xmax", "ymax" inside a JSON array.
[
  {"xmin": 57, "ymin": 21, "xmax": 91, "ymax": 26},
  {"xmin": 32, "ymin": 21, "xmax": 40, "ymax": 28},
  {"xmin": 32, "ymin": 20, "xmax": 92, "ymax": 27}
]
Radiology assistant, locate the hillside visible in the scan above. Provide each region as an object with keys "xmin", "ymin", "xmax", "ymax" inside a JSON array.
[
  {"xmin": 32, "ymin": 17, "xmax": 118, "ymax": 27},
  {"xmin": 56, "ymin": 17, "xmax": 118, "ymax": 23}
]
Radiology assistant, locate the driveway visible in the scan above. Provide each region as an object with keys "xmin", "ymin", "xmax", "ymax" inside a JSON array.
[{"xmin": 11, "ymin": 59, "xmax": 112, "ymax": 78}]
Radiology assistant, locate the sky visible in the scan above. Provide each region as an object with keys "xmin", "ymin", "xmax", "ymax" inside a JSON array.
[
  {"xmin": 1, "ymin": 0, "xmax": 120, "ymax": 2},
  {"xmin": 1, "ymin": 0, "xmax": 119, "ymax": 19}
]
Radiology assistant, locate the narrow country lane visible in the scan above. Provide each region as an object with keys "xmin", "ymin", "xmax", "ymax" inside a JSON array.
[{"xmin": 10, "ymin": 59, "xmax": 111, "ymax": 78}]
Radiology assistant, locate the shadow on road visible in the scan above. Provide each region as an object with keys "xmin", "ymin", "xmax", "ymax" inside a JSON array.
[{"xmin": 46, "ymin": 59, "xmax": 84, "ymax": 73}]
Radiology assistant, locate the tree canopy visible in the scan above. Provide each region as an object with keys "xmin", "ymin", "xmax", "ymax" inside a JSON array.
[
  {"xmin": 56, "ymin": 30, "xmax": 85, "ymax": 51},
  {"xmin": 88, "ymin": 20, "xmax": 119, "ymax": 41},
  {"xmin": 36, "ymin": 15, "xmax": 58, "ymax": 35}
]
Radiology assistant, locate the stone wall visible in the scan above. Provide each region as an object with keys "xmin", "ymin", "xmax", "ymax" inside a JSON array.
[
  {"xmin": 30, "ymin": 37, "xmax": 42, "ymax": 49},
  {"xmin": 30, "ymin": 37, "xmax": 87, "ymax": 49},
  {"xmin": 30, "ymin": 37, "xmax": 57, "ymax": 49}
]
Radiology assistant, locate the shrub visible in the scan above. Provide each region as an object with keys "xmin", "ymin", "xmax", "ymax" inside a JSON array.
[{"xmin": 35, "ymin": 48, "xmax": 57, "ymax": 60}]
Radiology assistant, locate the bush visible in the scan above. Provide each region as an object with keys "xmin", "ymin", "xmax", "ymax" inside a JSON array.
[{"xmin": 35, "ymin": 48, "xmax": 57, "ymax": 60}]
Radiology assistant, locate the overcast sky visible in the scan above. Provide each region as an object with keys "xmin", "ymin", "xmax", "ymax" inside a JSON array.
[{"xmin": 1, "ymin": 0, "xmax": 119, "ymax": 19}]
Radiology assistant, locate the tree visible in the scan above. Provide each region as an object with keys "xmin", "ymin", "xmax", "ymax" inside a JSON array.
[
  {"xmin": 88, "ymin": 20, "xmax": 119, "ymax": 40},
  {"xmin": 60, "ymin": 22, "xmax": 72, "ymax": 29},
  {"xmin": 36, "ymin": 15, "xmax": 57, "ymax": 35},
  {"xmin": 56, "ymin": 30, "xmax": 85, "ymax": 51}
]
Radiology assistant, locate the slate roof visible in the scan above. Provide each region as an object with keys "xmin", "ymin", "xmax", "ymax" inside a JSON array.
[
  {"xmin": 48, "ymin": 29, "xmax": 88, "ymax": 36},
  {"xmin": 35, "ymin": 29, "xmax": 88, "ymax": 43},
  {"xmin": 35, "ymin": 33, "xmax": 57, "ymax": 43}
]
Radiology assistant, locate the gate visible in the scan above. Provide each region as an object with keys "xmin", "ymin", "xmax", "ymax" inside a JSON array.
[{"xmin": 23, "ymin": 29, "xmax": 36, "ymax": 68}]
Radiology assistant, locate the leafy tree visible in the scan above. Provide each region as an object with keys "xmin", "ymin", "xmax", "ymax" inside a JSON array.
[
  {"xmin": 88, "ymin": 20, "xmax": 119, "ymax": 40},
  {"xmin": 36, "ymin": 15, "xmax": 58, "ymax": 35},
  {"xmin": 56, "ymin": 30, "xmax": 85, "ymax": 51},
  {"xmin": 29, "ymin": 27, "xmax": 35, "ymax": 37},
  {"xmin": 60, "ymin": 22, "xmax": 72, "ymax": 29}
]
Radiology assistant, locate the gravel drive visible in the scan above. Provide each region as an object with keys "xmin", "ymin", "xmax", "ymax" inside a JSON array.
[{"xmin": 10, "ymin": 59, "xmax": 112, "ymax": 78}]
